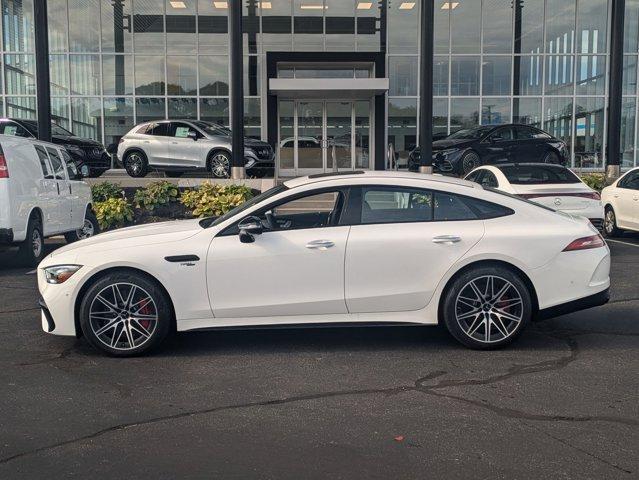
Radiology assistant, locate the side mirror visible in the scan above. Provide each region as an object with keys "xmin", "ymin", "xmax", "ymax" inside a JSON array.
[
  {"xmin": 187, "ymin": 131, "xmax": 198, "ymax": 141},
  {"xmin": 238, "ymin": 215, "xmax": 263, "ymax": 243}
]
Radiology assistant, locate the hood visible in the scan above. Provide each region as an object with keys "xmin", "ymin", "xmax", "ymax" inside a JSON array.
[
  {"xmin": 47, "ymin": 219, "xmax": 204, "ymax": 259},
  {"xmin": 52, "ymin": 135, "xmax": 105, "ymax": 148},
  {"xmin": 432, "ymin": 138, "xmax": 475, "ymax": 151},
  {"xmin": 244, "ymin": 138, "xmax": 271, "ymax": 148}
]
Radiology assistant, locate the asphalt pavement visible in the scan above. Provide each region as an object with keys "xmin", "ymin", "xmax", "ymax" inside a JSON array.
[{"xmin": 0, "ymin": 235, "xmax": 638, "ymax": 479}]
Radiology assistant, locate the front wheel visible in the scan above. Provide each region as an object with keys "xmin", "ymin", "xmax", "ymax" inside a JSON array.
[
  {"xmin": 460, "ymin": 151, "xmax": 480, "ymax": 175},
  {"xmin": 65, "ymin": 209, "xmax": 100, "ymax": 243},
  {"xmin": 79, "ymin": 272, "xmax": 172, "ymax": 356},
  {"xmin": 442, "ymin": 266, "xmax": 532, "ymax": 349},
  {"xmin": 603, "ymin": 206, "xmax": 623, "ymax": 237},
  {"xmin": 208, "ymin": 151, "xmax": 231, "ymax": 178}
]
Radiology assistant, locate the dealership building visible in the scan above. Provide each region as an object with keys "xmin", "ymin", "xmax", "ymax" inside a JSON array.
[{"xmin": 0, "ymin": 0, "xmax": 637, "ymax": 176}]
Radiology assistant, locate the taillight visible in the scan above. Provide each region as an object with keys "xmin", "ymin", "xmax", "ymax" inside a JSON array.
[
  {"xmin": 519, "ymin": 192, "xmax": 600, "ymax": 200},
  {"xmin": 0, "ymin": 154, "xmax": 8, "ymax": 179},
  {"xmin": 563, "ymin": 234, "xmax": 605, "ymax": 252}
]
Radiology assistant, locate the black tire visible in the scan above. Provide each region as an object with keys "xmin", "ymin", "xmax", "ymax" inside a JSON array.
[
  {"xmin": 79, "ymin": 272, "xmax": 172, "ymax": 357},
  {"xmin": 460, "ymin": 151, "xmax": 480, "ymax": 175},
  {"xmin": 165, "ymin": 171, "xmax": 184, "ymax": 178},
  {"xmin": 124, "ymin": 150, "xmax": 148, "ymax": 178},
  {"xmin": 442, "ymin": 265, "xmax": 532, "ymax": 350},
  {"xmin": 64, "ymin": 209, "xmax": 100, "ymax": 243},
  {"xmin": 18, "ymin": 216, "xmax": 45, "ymax": 267},
  {"xmin": 208, "ymin": 151, "xmax": 231, "ymax": 178},
  {"xmin": 543, "ymin": 150, "xmax": 561, "ymax": 164},
  {"xmin": 603, "ymin": 206, "xmax": 623, "ymax": 237}
]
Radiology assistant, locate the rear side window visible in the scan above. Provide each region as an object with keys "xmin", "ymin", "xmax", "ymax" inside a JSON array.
[
  {"xmin": 142, "ymin": 122, "xmax": 168, "ymax": 136},
  {"xmin": 434, "ymin": 193, "xmax": 478, "ymax": 221},
  {"xmin": 46, "ymin": 147, "xmax": 66, "ymax": 179},
  {"xmin": 34, "ymin": 145, "xmax": 52, "ymax": 177},
  {"xmin": 500, "ymin": 165, "xmax": 580, "ymax": 184},
  {"xmin": 362, "ymin": 187, "xmax": 433, "ymax": 224}
]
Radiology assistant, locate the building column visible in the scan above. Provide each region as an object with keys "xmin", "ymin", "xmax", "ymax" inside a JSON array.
[
  {"xmin": 34, "ymin": 0, "xmax": 51, "ymax": 142},
  {"xmin": 606, "ymin": 0, "xmax": 625, "ymax": 181},
  {"xmin": 229, "ymin": 0, "xmax": 246, "ymax": 179},
  {"xmin": 418, "ymin": 0, "xmax": 435, "ymax": 174}
]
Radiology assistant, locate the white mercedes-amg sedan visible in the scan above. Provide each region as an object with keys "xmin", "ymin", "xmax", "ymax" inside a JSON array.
[{"xmin": 37, "ymin": 171, "xmax": 611, "ymax": 356}]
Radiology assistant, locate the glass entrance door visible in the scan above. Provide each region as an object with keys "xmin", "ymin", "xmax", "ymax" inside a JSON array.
[{"xmin": 278, "ymin": 99, "xmax": 372, "ymax": 177}]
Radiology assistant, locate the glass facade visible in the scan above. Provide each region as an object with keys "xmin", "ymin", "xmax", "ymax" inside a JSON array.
[{"xmin": 0, "ymin": 0, "xmax": 634, "ymax": 169}]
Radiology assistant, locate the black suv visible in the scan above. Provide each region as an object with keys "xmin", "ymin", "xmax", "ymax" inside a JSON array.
[
  {"xmin": 0, "ymin": 118, "xmax": 111, "ymax": 177},
  {"xmin": 408, "ymin": 124, "xmax": 569, "ymax": 176}
]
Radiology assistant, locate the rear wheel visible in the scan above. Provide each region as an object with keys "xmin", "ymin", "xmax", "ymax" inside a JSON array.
[
  {"xmin": 543, "ymin": 150, "xmax": 561, "ymax": 164},
  {"xmin": 124, "ymin": 151, "xmax": 148, "ymax": 178},
  {"xmin": 208, "ymin": 151, "xmax": 231, "ymax": 178},
  {"xmin": 603, "ymin": 206, "xmax": 623, "ymax": 237},
  {"xmin": 460, "ymin": 151, "xmax": 480, "ymax": 175},
  {"xmin": 79, "ymin": 272, "xmax": 172, "ymax": 356},
  {"xmin": 442, "ymin": 265, "xmax": 532, "ymax": 349},
  {"xmin": 64, "ymin": 209, "xmax": 100, "ymax": 243},
  {"xmin": 18, "ymin": 216, "xmax": 44, "ymax": 267}
]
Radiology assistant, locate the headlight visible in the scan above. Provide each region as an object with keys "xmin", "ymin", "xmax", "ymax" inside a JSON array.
[{"xmin": 44, "ymin": 265, "xmax": 82, "ymax": 284}]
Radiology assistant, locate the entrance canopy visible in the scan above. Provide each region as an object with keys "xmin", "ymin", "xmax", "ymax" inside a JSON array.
[{"xmin": 269, "ymin": 78, "xmax": 389, "ymax": 99}]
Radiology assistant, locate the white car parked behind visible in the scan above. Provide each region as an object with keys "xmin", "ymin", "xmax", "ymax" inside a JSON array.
[
  {"xmin": 38, "ymin": 171, "xmax": 610, "ymax": 356},
  {"xmin": 601, "ymin": 167, "xmax": 639, "ymax": 236},
  {"xmin": 465, "ymin": 163, "xmax": 604, "ymax": 229},
  {"xmin": 0, "ymin": 135, "xmax": 99, "ymax": 266}
]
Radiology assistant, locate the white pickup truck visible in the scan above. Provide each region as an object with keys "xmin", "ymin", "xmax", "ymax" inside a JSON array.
[{"xmin": 0, "ymin": 135, "xmax": 99, "ymax": 266}]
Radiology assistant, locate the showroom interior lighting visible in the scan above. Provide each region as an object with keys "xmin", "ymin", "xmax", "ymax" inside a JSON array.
[
  {"xmin": 441, "ymin": 2, "xmax": 460, "ymax": 9},
  {"xmin": 300, "ymin": 4, "xmax": 326, "ymax": 9},
  {"xmin": 399, "ymin": 2, "xmax": 416, "ymax": 10},
  {"xmin": 357, "ymin": 2, "xmax": 373, "ymax": 9},
  {"xmin": 213, "ymin": 1, "xmax": 227, "ymax": 8},
  {"xmin": 169, "ymin": 1, "xmax": 186, "ymax": 8}
]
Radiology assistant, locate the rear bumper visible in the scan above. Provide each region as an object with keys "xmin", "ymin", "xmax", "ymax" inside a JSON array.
[{"xmin": 535, "ymin": 287, "xmax": 610, "ymax": 320}]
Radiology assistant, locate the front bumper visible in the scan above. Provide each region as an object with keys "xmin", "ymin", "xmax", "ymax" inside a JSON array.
[{"xmin": 535, "ymin": 287, "xmax": 610, "ymax": 320}]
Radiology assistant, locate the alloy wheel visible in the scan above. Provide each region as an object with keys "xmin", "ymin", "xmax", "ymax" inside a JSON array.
[
  {"xmin": 211, "ymin": 154, "xmax": 230, "ymax": 178},
  {"xmin": 76, "ymin": 218, "xmax": 95, "ymax": 240},
  {"xmin": 462, "ymin": 153, "xmax": 479, "ymax": 174},
  {"xmin": 89, "ymin": 283, "xmax": 158, "ymax": 351},
  {"xmin": 604, "ymin": 209, "xmax": 615, "ymax": 234},
  {"xmin": 127, "ymin": 153, "xmax": 143, "ymax": 175},
  {"xmin": 455, "ymin": 275, "xmax": 523, "ymax": 344}
]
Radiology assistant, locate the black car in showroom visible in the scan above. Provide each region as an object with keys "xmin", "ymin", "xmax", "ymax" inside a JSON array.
[
  {"xmin": 0, "ymin": 118, "xmax": 111, "ymax": 177},
  {"xmin": 408, "ymin": 124, "xmax": 569, "ymax": 175}
]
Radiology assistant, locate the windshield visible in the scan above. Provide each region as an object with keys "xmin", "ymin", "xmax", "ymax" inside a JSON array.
[
  {"xmin": 192, "ymin": 121, "xmax": 232, "ymax": 137},
  {"xmin": 200, "ymin": 184, "xmax": 289, "ymax": 228},
  {"xmin": 501, "ymin": 165, "xmax": 581, "ymax": 185},
  {"xmin": 448, "ymin": 127, "xmax": 493, "ymax": 140},
  {"xmin": 21, "ymin": 120, "xmax": 73, "ymax": 136}
]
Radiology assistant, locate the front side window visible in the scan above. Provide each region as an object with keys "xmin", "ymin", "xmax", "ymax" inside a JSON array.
[
  {"xmin": 619, "ymin": 171, "xmax": 639, "ymax": 190},
  {"xmin": 489, "ymin": 127, "xmax": 514, "ymax": 142},
  {"xmin": 61, "ymin": 150, "xmax": 78, "ymax": 179},
  {"xmin": 262, "ymin": 190, "xmax": 343, "ymax": 231},
  {"xmin": 169, "ymin": 122, "xmax": 200, "ymax": 139}
]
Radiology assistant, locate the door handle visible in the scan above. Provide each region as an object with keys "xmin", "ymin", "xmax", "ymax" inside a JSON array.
[
  {"xmin": 305, "ymin": 240, "xmax": 335, "ymax": 250},
  {"xmin": 432, "ymin": 235, "xmax": 462, "ymax": 244}
]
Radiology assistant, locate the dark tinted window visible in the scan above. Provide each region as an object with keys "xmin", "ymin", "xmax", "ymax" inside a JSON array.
[
  {"xmin": 0, "ymin": 121, "xmax": 31, "ymax": 137},
  {"xmin": 143, "ymin": 122, "xmax": 168, "ymax": 136},
  {"xmin": 361, "ymin": 187, "xmax": 433, "ymax": 224},
  {"xmin": 619, "ymin": 171, "xmax": 639, "ymax": 190},
  {"xmin": 500, "ymin": 165, "xmax": 580, "ymax": 184},
  {"xmin": 434, "ymin": 192, "xmax": 478, "ymax": 221},
  {"xmin": 34, "ymin": 145, "xmax": 52, "ymax": 177},
  {"xmin": 489, "ymin": 127, "xmax": 514, "ymax": 141},
  {"xmin": 514, "ymin": 126, "xmax": 548, "ymax": 139}
]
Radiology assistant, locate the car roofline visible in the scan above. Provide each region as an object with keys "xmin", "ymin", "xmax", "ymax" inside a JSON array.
[{"xmin": 283, "ymin": 171, "xmax": 480, "ymax": 189}]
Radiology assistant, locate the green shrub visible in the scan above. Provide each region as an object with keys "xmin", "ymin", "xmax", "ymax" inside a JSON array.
[
  {"xmin": 580, "ymin": 173, "xmax": 606, "ymax": 192},
  {"xmin": 94, "ymin": 198, "xmax": 134, "ymax": 229},
  {"xmin": 91, "ymin": 181, "xmax": 123, "ymax": 202},
  {"xmin": 133, "ymin": 180, "xmax": 179, "ymax": 211},
  {"xmin": 180, "ymin": 182, "xmax": 253, "ymax": 218}
]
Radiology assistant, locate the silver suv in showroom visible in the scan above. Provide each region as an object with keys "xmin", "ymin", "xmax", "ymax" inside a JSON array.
[{"xmin": 117, "ymin": 120, "xmax": 275, "ymax": 178}]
